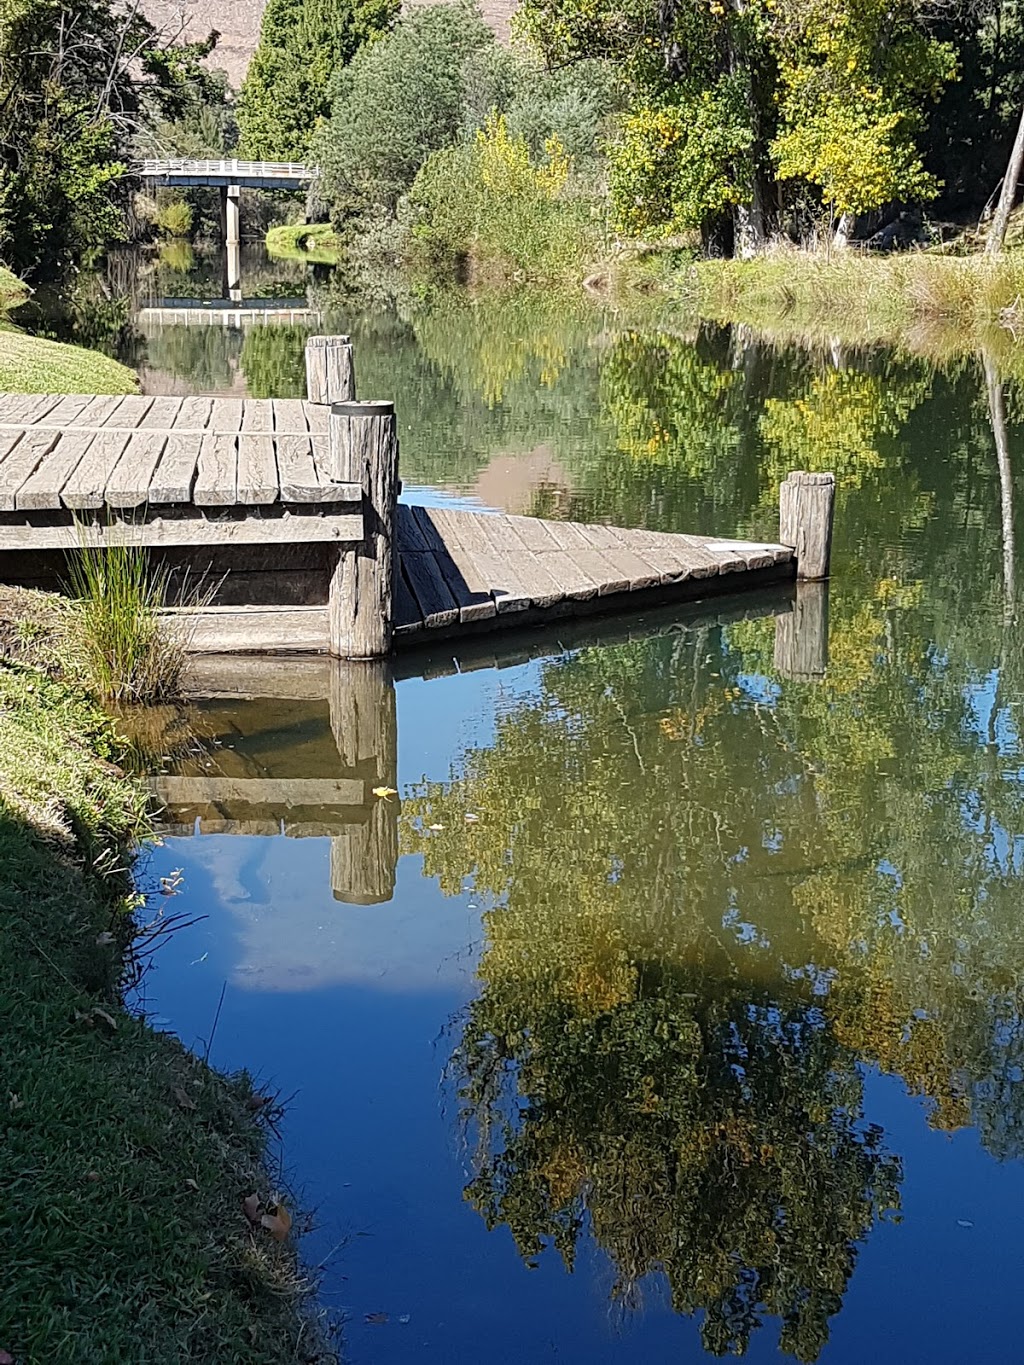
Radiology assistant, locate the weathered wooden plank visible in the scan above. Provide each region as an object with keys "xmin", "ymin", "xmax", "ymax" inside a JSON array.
[
  {"xmin": 15, "ymin": 431, "xmax": 97, "ymax": 510},
  {"xmin": 477, "ymin": 517, "xmax": 564, "ymax": 608},
  {"xmin": 538, "ymin": 549, "xmax": 602, "ymax": 601},
  {"xmin": 35, "ymin": 394, "xmax": 97, "ymax": 427},
  {"xmin": 621, "ymin": 528, "xmax": 699, "ymax": 583},
  {"xmin": 236, "ymin": 434, "xmax": 278, "ymax": 505},
  {"xmin": 275, "ymin": 434, "xmax": 321, "ymax": 502},
  {"xmin": 148, "ymin": 776, "xmax": 364, "ymax": 806},
  {"xmin": 168, "ymin": 604, "xmax": 329, "ymax": 653},
  {"xmin": 0, "ymin": 509, "xmax": 362, "ymax": 551},
  {"xmin": 139, "ymin": 397, "xmax": 183, "ymax": 429},
  {"xmin": 273, "ymin": 399, "xmax": 308, "ymax": 434},
  {"xmin": 240, "ymin": 399, "xmax": 273, "ymax": 432},
  {"xmin": 456, "ymin": 542, "xmax": 531, "ymax": 614},
  {"xmin": 0, "ymin": 429, "xmax": 60, "ymax": 510},
  {"xmin": 702, "ymin": 537, "xmax": 792, "ymax": 569},
  {"xmin": 507, "ymin": 515, "xmax": 559, "ymax": 552},
  {"xmin": 100, "ymin": 395, "xmax": 152, "ymax": 428},
  {"xmin": 193, "ymin": 433, "xmax": 238, "ymax": 506},
  {"xmin": 396, "ymin": 504, "xmax": 430, "ymax": 554},
  {"xmin": 0, "ymin": 394, "xmax": 67, "ymax": 425},
  {"xmin": 540, "ymin": 520, "xmax": 628, "ymax": 596},
  {"xmin": 305, "ymin": 404, "xmax": 329, "ymax": 435},
  {"xmin": 409, "ymin": 504, "xmax": 449, "ymax": 556},
  {"xmin": 149, "ymin": 433, "xmax": 202, "ymax": 504},
  {"xmin": 69, "ymin": 394, "xmax": 127, "ymax": 428},
  {"xmin": 393, "ymin": 563, "xmax": 424, "ymax": 635},
  {"xmin": 208, "ymin": 397, "xmax": 245, "ymax": 433},
  {"xmin": 60, "ymin": 430, "xmax": 131, "ymax": 510},
  {"xmin": 104, "ymin": 431, "xmax": 169, "ymax": 508},
  {"xmin": 402, "ymin": 550, "xmax": 460, "ymax": 629},
  {"xmin": 577, "ymin": 525, "xmax": 662, "ymax": 591},
  {"xmin": 171, "ymin": 397, "xmax": 212, "ymax": 430}
]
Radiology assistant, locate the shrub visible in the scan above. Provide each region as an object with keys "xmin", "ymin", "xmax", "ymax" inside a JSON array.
[
  {"xmin": 407, "ymin": 111, "xmax": 606, "ymax": 281},
  {"xmin": 154, "ymin": 199, "xmax": 193, "ymax": 237}
]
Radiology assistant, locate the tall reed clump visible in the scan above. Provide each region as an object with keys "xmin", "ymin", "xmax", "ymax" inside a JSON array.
[{"xmin": 65, "ymin": 543, "xmax": 185, "ymax": 703}]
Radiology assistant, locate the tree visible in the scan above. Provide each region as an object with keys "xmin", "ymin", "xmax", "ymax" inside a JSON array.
[
  {"xmin": 237, "ymin": 0, "xmax": 397, "ymax": 162},
  {"xmin": 0, "ymin": 0, "xmax": 218, "ymax": 275},
  {"xmin": 986, "ymin": 102, "xmax": 1024, "ymax": 253},
  {"xmin": 311, "ymin": 2, "xmax": 496, "ymax": 224}
]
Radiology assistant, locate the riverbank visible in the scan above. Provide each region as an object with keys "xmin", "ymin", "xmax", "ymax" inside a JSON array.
[
  {"xmin": 266, "ymin": 223, "xmax": 340, "ymax": 264},
  {"xmin": 0, "ymin": 262, "xmax": 138, "ymax": 395},
  {"xmin": 682, "ymin": 248, "xmax": 1024, "ymax": 341},
  {"xmin": 0, "ymin": 662, "xmax": 334, "ymax": 1363}
]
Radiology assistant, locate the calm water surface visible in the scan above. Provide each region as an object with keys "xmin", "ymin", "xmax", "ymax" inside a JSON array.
[{"xmin": 100, "ymin": 247, "xmax": 1024, "ymax": 1362}]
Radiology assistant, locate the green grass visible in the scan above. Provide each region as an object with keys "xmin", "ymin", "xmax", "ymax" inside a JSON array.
[
  {"xmin": 0, "ymin": 326, "xmax": 138, "ymax": 395},
  {"xmin": 266, "ymin": 222, "xmax": 340, "ymax": 264},
  {"xmin": 0, "ymin": 664, "xmax": 335, "ymax": 1363}
]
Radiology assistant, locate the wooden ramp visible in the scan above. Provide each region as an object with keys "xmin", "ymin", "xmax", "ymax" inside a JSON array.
[{"xmin": 394, "ymin": 505, "xmax": 793, "ymax": 641}]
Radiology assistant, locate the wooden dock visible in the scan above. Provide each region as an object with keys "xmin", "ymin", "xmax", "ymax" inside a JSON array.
[{"xmin": 0, "ymin": 336, "xmax": 834, "ymax": 658}]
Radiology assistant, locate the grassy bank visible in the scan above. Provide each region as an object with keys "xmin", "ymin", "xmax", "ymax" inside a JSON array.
[
  {"xmin": 0, "ymin": 663, "xmax": 333, "ymax": 1363},
  {"xmin": 0, "ymin": 260, "xmax": 137, "ymax": 395},
  {"xmin": 680, "ymin": 248, "xmax": 1024, "ymax": 345},
  {"xmin": 266, "ymin": 222, "xmax": 340, "ymax": 264}
]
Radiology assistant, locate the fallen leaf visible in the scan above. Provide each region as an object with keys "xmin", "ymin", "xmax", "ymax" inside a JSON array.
[
  {"xmin": 428, "ymin": 824, "xmax": 444, "ymax": 831},
  {"xmin": 95, "ymin": 932, "xmax": 114, "ymax": 947},
  {"xmin": 172, "ymin": 1087, "xmax": 196, "ymax": 1112},
  {"xmin": 85, "ymin": 1171, "xmax": 100, "ymax": 1183},
  {"xmin": 0, "ymin": 1349, "xmax": 14, "ymax": 1363},
  {"xmin": 464, "ymin": 813, "xmax": 480, "ymax": 823},
  {"xmin": 261, "ymin": 1203, "xmax": 292, "ymax": 1241},
  {"xmin": 372, "ymin": 786, "xmax": 398, "ymax": 801},
  {"xmin": 246, "ymin": 1093, "xmax": 270, "ymax": 1113},
  {"xmin": 365, "ymin": 1312, "xmax": 388, "ymax": 1325},
  {"xmin": 8, "ymin": 1093, "xmax": 22, "ymax": 1111},
  {"xmin": 185, "ymin": 1178, "xmax": 199, "ymax": 1192},
  {"xmin": 242, "ymin": 1193, "xmax": 261, "ymax": 1224},
  {"xmin": 92, "ymin": 1007, "xmax": 118, "ymax": 1033}
]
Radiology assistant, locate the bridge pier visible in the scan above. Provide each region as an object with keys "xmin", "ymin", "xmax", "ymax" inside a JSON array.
[{"xmin": 222, "ymin": 183, "xmax": 241, "ymax": 247}]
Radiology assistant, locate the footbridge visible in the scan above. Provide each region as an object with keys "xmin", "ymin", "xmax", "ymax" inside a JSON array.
[{"xmin": 138, "ymin": 159, "xmax": 317, "ymax": 246}]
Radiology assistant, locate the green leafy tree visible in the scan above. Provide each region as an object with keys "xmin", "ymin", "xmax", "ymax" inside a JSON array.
[
  {"xmin": 311, "ymin": 2, "xmax": 496, "ymax": 222},
  {"xmin": 0, "ymin": 0, "xmax": 218, "ymax": 274},
  {"xmin": 237, "ymin": 0, "xmax": 397, "ymax": 162}
]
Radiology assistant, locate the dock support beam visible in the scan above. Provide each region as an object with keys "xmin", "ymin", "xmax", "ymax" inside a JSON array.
[
  {"xmin": 780, "ymin": 470, "xmax": 835, "ymax": 580},
  {"xmin": 328, "ymin": 660, "xmax": 398, "ymax": 904},
  {"xmin": 327, "ymin": 400, "xmax": 399, "ymax": 659},
  {"xmin": 305, "ymin": 334, "xmax": 355, "ymax": 405}
]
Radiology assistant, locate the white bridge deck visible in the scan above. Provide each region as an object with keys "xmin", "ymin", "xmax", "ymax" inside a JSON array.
[{"xmin": 137, "ymin": 158, "xmax": 316, "ymax": 189}]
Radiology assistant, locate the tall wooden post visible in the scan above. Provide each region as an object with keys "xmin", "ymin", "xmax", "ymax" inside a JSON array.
[
  {"xmin": 305, "ymin": 334, "xmax": 355, "ymax": 405},
  {"xmin": 327, "ymin": 400, "xmax": 399, "ymax": 659},
  {"xmin": 779, "ymin": 470, "xmax": 835, "ymax": 580},
  {"xmin": 328, "ymin": 660, "xmax": 398, "ymax": 904},
  {"xmin": 774, "ymin": 580, "xmax": 829, "ymax": 681}
]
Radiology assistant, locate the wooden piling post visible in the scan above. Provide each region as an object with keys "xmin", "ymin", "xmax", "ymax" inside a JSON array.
[
  {"xmin": 328, "ymin": 660, "xmax": 398, "ymax": 904},
  {"xmin": 305, "ymin": 334, "xmax": 355, "ymax": 405},
  {"xmin": 774, "ymin": 580, "xmax": 829, "ymax": 681},
  {"xmin": 779, "ymin": 470, "xmax": 835, "ymax": 580},
  {"xmin": 327, "ymin": 400, "xmax": 399, "ymax": 659}
]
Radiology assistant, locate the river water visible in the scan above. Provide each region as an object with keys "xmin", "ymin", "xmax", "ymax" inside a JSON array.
[{"xmin": 49, "ymin": 246, "xmax": 1024, "ymax": 1361}]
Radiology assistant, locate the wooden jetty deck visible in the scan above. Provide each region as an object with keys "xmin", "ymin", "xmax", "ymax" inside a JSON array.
[{"xmin": 0, "ymin": 336, "xmax": 833, "ymax": 658}]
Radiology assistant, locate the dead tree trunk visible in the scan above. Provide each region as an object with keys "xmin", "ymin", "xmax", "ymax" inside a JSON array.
[{"xmin": 987, "ymin": 103, "xmax": 1024, "ymax": 255}]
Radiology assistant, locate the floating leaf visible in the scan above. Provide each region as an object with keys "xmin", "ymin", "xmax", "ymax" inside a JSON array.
[
  {"xmin": 365, "ymin": 1312, "xmax": 388, "ymax": 1324},
  {"xmin": 261, "ymin": 1203, "xmax": 292, "ymax": 1241}
]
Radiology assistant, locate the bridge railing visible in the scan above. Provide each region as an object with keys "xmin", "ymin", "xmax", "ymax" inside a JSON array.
[{"xmin": 138, "ymin": 158, "xmax": 317, "ymax": 179}]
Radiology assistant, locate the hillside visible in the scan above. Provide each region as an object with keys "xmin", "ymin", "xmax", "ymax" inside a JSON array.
[{"xmin": 144, "ymin": 0, "xmax": 519, "ymax": 89}]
